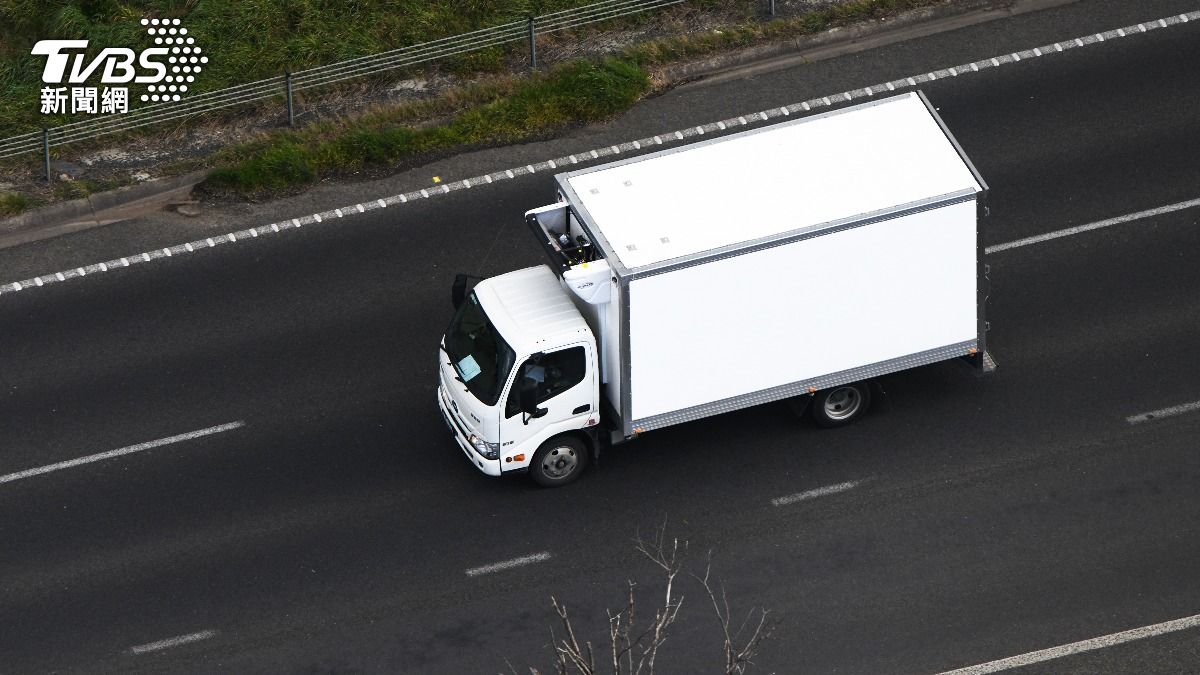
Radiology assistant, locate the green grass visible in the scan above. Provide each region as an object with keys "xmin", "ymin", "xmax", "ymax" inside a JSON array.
[
  {"xmin": 49, "ymin": 176, "xmax": 125, "ymax": 200},
  {"xmin": 5, "ymin": 0, "xmax": 954, "ymax": 206},
  {"xmin": 0, "ymin": 191, "xmax": 37, "ymax": 216},
  {"xmin": 204, "ymin": 57, "xmax": 649, "ymax": 194},
  {"xmin": 0, "ymin": 0, "xmax": 663, "ymax": 137},
  {"xmin": 203, "ymin": 0, "xmax": 943, "ymax": 196},
  {"xmin": 624, "ymin": 0, "xmax": 946, "ymax": 65}
]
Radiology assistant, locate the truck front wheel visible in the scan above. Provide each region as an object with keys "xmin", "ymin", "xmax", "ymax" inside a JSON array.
[
  {"xmin": 810, "ymin": 383, "xmax": 871, "ymax": 428},
  {"xmin": 530, "ymin": 435, "xmax": 588, "ymax": 487}
]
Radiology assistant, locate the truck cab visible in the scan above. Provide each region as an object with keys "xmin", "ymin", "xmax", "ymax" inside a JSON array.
[{"xmin": 437, "ymin": 265, "xmax": 600, "ymax": 485}]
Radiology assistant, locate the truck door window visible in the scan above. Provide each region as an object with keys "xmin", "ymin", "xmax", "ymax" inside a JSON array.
[{"xmin": 506, "ymin": 346, "xmax": 587, "ymax": 418}]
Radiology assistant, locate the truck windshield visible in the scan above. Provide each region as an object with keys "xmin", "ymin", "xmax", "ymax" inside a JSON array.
[{"xmin": 444, "ymin": 291, "xmax": 516, "ymax": 406}]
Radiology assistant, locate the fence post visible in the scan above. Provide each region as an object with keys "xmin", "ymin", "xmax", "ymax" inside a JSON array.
[
  {"xmin": 769, "ymin": 0, "xmax": 776, "ymax": 17},
  {"xmin": 43, "ymin": 127, "xmax": 51, "ymax": 183},
  {"xmin": 285, "ymin": 69, "xmax": 295, "ymax": 127},
  {"xmin": 528, "ymin": 15, "xmax": 537, "ymax": 70}
]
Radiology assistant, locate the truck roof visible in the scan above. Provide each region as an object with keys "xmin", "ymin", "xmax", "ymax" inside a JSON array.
[
  {"xmin": 559, "ymin": 92, "xmax": 984, "ymax": 272},
  {"xmin": 474, "ymin": 265, "xmax": 592, "ymax": 357}
]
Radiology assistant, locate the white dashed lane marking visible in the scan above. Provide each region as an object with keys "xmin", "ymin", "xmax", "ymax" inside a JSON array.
[
  {"xmin": 771, "ymin": 480, "xmax": 862, "ymax": 507},
  {"xmin": 129, "ymin": 630, "xmax": 218, "ymax": 654},
  {"xmin": 985, "ymin": 197, "xmax": 1200, "ymax": 254},
  {"xmin": 0, "ymin": 422, "xmax": 245, "ymax": 485},
  {"xmin": 1126, "ymin": 400, "xmax": 1200, "ymax": 425},
  {"xmin": 465, "ymin": 552, "xmax": 552, "ymax": 577},
  {"xmin": 934, "ymin": 612, "xmax": 1200, "ymax": 674}
]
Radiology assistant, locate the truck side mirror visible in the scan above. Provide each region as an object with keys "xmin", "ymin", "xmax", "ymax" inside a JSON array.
[{"xmin": 519, "ymin": 379, "xmax": 547, "ymax": 422}]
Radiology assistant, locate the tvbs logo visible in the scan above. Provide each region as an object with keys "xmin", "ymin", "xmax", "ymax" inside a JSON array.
[{"xmin": 33, "ymin": 18, "xmax": 206, "ymax": 114}]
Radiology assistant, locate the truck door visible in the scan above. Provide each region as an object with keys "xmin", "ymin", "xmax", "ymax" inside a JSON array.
[{"xmin": 499, "ymin": 344, "xmax": 594, "ymax": 464}]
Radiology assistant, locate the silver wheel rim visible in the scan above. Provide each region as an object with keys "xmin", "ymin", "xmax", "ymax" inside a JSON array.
[
  {"xmin": 542, "ymin": 446, "xmax": 578, "ymax": 479},
  {"xmin": 823, "ymin": 386, "xmax": 862, "ymax": 421}
]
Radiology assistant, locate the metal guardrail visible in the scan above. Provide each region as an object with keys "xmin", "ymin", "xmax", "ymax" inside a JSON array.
[{"xmin": 0, "ymin": 0, "xmax": 685, "ymax": 166}]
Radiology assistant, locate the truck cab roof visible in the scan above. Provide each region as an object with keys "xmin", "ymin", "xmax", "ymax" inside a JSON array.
[{"xmin": 473, "ymin": 265, "xmax": 592, "ymax": 358}]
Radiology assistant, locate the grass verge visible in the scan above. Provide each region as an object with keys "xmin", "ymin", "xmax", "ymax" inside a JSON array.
[
  {"xmin": 203, "ymin": 57, "xmax": 649, "ymax": 195},
  {"xmin": 202, "ymin": 0, "xmax": 948, "ymax": 197},
  {"xmin": 625, "ymin": 0, "xmax": 949, "ymax": 65},
  {"xmin": 2, "ymin": 0, "xmax": 962, "ymax": 211},
  {"xmin": 0, "ymin": 191, "xmax": 38, "ymax": 217}
]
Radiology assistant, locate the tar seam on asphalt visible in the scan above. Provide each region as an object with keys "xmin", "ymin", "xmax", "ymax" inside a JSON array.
[
  {"xmin": 0, "ymin": 421, "xmax": 245, "ymax": 485},
  {"xmin": 2, "ymin": 11, "xmax": 1197, "ymax": 297}
]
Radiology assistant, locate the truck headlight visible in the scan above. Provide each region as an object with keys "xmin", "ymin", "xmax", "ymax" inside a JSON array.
[{"xmin": 469, "ymin": 434, "xmax": 500, "ymax": 460}]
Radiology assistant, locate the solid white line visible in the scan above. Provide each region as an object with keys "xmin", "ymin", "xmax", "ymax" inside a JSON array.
[
  {"xmin": 1126, "ymin": 400, "xmax": 1200, "ymax": 425},
  {"xmin": 129, "ymin": 629, "xmax": 218, "ymax": 654},
  {"xmin": 465, "ymin": 551, "xmax": 551, "ymax": 577},
  {"xmin": 0, "ymin": 421, "xmax": 245, "ymax": 485},
  {"xmin": 935, "ymin": 613, "xmax": 1200, "ymax": 674},
  {"xmin": 771, "ymin": 480, "xmax": 860, "ymax": 507},
  {"xmin": 985, "ymin": 197, "xmax": 1200, "ymax": 253}
]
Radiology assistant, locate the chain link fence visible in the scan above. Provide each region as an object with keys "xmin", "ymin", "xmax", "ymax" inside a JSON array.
[{"xmin": 0, "ymin": 0, "xmax": 686, "ymax": 167}]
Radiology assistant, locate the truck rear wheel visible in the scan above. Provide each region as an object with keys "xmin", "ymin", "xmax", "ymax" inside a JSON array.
[
  {"xmin": 530, "ymin": 435, "xmax": 588, "ymax": 487},
  {"xmin": 810, "ymin": 383, "xmax": 871, "ymax": 428}
]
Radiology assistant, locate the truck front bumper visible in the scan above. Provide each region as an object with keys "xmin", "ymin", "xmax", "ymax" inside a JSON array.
[{"xmin": 437, "ymin": 385, "xmax": 502, "ymax": 477}]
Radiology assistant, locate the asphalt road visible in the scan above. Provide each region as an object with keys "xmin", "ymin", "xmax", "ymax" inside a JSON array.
[{"xmin": 2, "ymin": 1, "xmax": 1200, "ymax": 672}]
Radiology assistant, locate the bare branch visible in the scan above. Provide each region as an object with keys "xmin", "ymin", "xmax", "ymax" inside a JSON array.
[
  {"xmin": 552, "ymin": 596, "xmax": 596, "ymax": 675},
  {"xmin": 523, "ymin": 522, "xmax": 774, "ymax": 675},
  {"xmin": 502, "ymin": 656, "xmax": 539, "ymax": 675},
  {"xmin": 689, "ymin": 551, "xmax": 778, "ymax": 675}
]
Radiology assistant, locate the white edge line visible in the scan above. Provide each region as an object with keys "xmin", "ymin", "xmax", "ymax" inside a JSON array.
[
  {"xmin": 985, "ymin": 197, "xmax": 1200, "ymax": 254},
  {"xmin": 0, "ymin": 421, "xmax": 245, "ymax": 485},
  {"xmin": 935, "ymin": 613, "xmax": 1200, "ymax": 675},
  {"xmin": 1126, "ymin": 400, "xmax": 1200, "ymax": 425},
  {"xmin": 771, "ymin": 480, "xmax": 861, "ymax": 507},
  {"xmin": 6, "ymin": 10, "xmax": 1199, "ymax": 298},
  {"xmin": 129, "ymin": 629, "xmax": 218, "ymax": 654},
  {"xmin": 465, "ymin": 551, "xmax": 551, "ymax": 577}
]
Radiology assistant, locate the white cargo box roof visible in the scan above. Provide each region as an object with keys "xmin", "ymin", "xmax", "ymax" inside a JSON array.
[{"xmin": 561, "ymin": 92, "xmax": 983, "ymax": 271}]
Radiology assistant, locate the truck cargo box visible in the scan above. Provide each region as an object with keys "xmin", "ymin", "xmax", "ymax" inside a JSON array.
[{"xmin": 539, "ymin": 91, "xmax": 989, "ymax": 436}]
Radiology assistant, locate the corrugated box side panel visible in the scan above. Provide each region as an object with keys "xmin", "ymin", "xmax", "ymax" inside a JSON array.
[{"xmin": 627, "ymin": 198, "xmax": 978, "ymax": 424}]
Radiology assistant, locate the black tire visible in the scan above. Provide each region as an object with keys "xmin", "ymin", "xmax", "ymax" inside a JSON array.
[
  {"xmin": 530, "ymin": 435, "xmax": 588, "ymax": 487},
  {"xmin": 810, "ymin": 382, "xmax": 871, "ymax": 428}
]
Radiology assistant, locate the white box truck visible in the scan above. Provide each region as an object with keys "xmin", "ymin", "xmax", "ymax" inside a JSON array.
[{"xmin": 437, "ymin": 91, "xmax": 992, "ymax": 486}]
